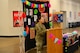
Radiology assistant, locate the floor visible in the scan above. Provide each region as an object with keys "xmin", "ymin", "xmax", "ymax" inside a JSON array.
[
  {"xmin": 0, "ymin": 38, "xmax": 20, "ymax": 53},
  {"xmin": 0, "ymin": 27, "xmax": 80, "ymax": 53}
]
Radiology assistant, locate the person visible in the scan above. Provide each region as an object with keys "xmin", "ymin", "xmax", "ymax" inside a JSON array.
[{"xmin": 35, "ymin": 16, "xmax": 47, "ymax": 53}]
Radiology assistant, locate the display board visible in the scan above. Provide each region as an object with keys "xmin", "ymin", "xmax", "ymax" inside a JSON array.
[{"xmin": 23, "ymin": 1, "xmax": 49, "ymax": 51}]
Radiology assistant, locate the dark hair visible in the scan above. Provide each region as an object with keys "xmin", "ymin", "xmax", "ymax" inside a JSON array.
[{"xmin": 37, "ymin": 16, "xmax": 41, "ymax": 22}]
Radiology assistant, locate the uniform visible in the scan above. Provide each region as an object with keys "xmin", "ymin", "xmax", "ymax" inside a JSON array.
[{"xmin": 35, "ymin": 22, "xmax": 46, "ymax": 53}]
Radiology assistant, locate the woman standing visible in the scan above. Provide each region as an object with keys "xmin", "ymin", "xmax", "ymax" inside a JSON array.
[{"xmin": 35, "ymin": 16, "xmax": 47, "ymax": 53}]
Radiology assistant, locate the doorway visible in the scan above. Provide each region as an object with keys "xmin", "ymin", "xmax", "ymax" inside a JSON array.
[{"xmin": 61, "ymin": 11, "xmax": 68, "ymax": 29}]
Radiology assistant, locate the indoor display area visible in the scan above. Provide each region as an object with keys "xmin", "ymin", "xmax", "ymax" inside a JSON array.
[{"xmin": 0, "ymin": 0, "xmax": 80, "ymax": 53}]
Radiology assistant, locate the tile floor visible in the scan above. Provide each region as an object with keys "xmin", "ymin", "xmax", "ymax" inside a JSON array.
[{"xmin": 0, "ymin": 27, "xmax": 80, "ymax": 53}]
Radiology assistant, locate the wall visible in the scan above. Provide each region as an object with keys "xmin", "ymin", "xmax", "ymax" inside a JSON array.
[
  {"xmin": 50, "ymin": 0, "xmax": 63, "ymax": 28},
  {"xmin": 50, "ymin": 0, "xmax": 60, "ymax": 13},
  {"xmin": 0, "ymin": 0, "xmax": 23, "ymax": 36},
  {"xmin": 0, "ymin": 0, "xmax": 10, "ymax": 35},
  {"xmin": 8, "ymin": 0, "xmax": 24, "ymax": 36},
  {"xmin": 60, "ymin": 0, "xmax": 80, "ymax": 23}
]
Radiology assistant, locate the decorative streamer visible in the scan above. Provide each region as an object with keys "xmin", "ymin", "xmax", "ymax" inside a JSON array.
[
  {"xmin": 41, "ymin": 4, "xmax": 44, "ymax": 8},
  {"xmin": 54, "ymin": 38, "xmax": 59, "ymax": 43},
  {"xmin": 28, "ymin": 1, "xmax": 31, "ymax": 6},
  {"xmin": 23, "ymin": 0, "xmax": 51, "ymax": 8},
  {"xmin": 39, "ymin": 4, "xmax": 41, "ymax": 8},
  {"xmin": 36, "ymin": 4, "xmax": 38, "ymax": 8},
  {"xmin": 57, "ymin": 39, "xmax": 62, "ymax": 44},
  {"xmin": 49, "ymin": 33, "xmax": 62, "ymax": 44},
  {"xmin": 26, "ymin": 0, "xmax": 28, "ymax": 5},
  {"xmin": 31, "ymin": 3, "xmax": 34, "ymax": 8},
  {"xmin": 52, "ymin": 35, "xmax": 55, "ymax": 41},
  {"xmin": 34, "ymin": 4, "xmax": 36, "ymax": 8},
  {"xmin": 49, "ymin": 33, "xmax": 53, "ymax": 38},
  {"xmin": 48, "ymin": 3, "xmax": 51, "ymax": 8},
  {"xmin": 44, "ymin": 3, "xmax": 47, "ymax": 7}
]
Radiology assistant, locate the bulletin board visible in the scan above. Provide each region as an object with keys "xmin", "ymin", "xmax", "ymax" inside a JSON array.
[{"xmin": 23, "ymin": 1, "xmax": 50, "ymax": 51}]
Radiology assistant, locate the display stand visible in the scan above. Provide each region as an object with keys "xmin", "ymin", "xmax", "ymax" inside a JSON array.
[
  {"xmin": 47, "ymin": 28, "xmax": 63, "ymax": 53},
  {"xmin": 53, "ymin": 22, "xmax": 62, "ymax": 29},
  {"xmin": 47, "ymin": 11, "xmax": 63, "ymax": 53}
]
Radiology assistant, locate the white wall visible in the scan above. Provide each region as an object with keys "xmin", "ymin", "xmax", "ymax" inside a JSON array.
[
  {"xmin": 0, "ymin": 0, "xmax": 10, "ymax": 35},
  {"xmin": 0, "ymin": 0, "xmax": 23, "ymax": 36},
  {"xmin": 8, "ymin": 0, "xmax": 24, "ymax": 36},
  {"xmin": 60, "ymin": 0, "xmax": 80, "ymax": 23},
  {"xmin": 50, "ymin": 0, "xmax": 60, "ymax": 13}
]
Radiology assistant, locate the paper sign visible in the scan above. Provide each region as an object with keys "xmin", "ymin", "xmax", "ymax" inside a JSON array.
[
  {"xmin": 34, "ymin": 15, "xmax": 37, "ymax": 21},
  {"xmin": 28, "ymin": 18, "xmax": 31, "ymax": 25},
  {"xmin": 57, "ymin": 39, "xmax": 62, "ymax": 44},
  {"xmin": 30, "ymin": 28, "xmax": 35, "ymax": 39},
  {"xmin": 54, "ymin": 38, "xmax": 59, "ymax": 43},
  {"xmin": 26, "ymin": 9, "xmax": 28, "ymax": 15},
  {"xmin": 29, "ymin": 9, "xmax": 33, "ymax": 16}
]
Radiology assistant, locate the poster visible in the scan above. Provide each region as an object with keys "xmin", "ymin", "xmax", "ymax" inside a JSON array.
[
  {"xmin": 30, "ymin": 28, "xmax": 35, "ymax": 39},
  {"xmin": 41, "ymin": 13, "xmax": 48, "ymax": 22},
  {"xmin": 26, "ymin": 9, "xmax": 28, "ymax": 15},
  {"xmin": 29, "ymin": 9, "xmax": 33, "ymax": 16},
  {"xmin": 28, "ymin": 18, "xmax": 31, "ymax": 25},
  {"xmin": 13, "ymin": 11, "xmax": 23, "ymax": 27},
  {"xmin": 34, "ymin": 15, "xmax": 37, "ymax": 22}
]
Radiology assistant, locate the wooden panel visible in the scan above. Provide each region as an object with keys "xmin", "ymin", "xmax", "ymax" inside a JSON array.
[
  {"xmin": 53, "ymin": 22, "xmax": 63, "ymax": 29},
  {"xmin": 47, "ymin": 28, "xmax": 63, "ymax": 53}
]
